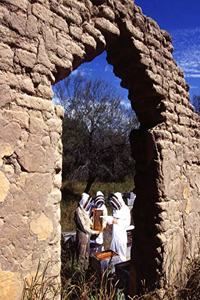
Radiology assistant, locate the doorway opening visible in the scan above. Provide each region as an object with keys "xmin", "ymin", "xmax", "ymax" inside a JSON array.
[{"xmin": 52, "ymin": 50, "xmax": 140, "ymax": 297}]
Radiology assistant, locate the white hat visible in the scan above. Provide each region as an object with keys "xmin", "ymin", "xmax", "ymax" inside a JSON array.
[
  {"xmin": 109, "ymin": 192, "xmax": 124, "ymax": 210},
  {"xmin": 79, "ymin": 193, "xmax": 92, "ymax": 211},
  {"xmin": 94, "ymin": 191, "xmax": 105, "ymax": 208}
]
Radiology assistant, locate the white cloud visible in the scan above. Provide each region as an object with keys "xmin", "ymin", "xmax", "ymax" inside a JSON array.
[
  {"xmin": 185, "ymin": 74, "xmax": 200, "ymax": 78},
  {"xmin": 70, "ymin": 69, "xmax": 86, "ymax": 77},
  {"xmin": 104, "ymin": 65, "xmax": 112, "ymax": 72},
  {"xmin": 120, "ymin": 98, "xmax": 131, "ymax": 109},
  {"xmin": 171, "ymin": 27, "xmax": 200, "ymax": 79},
  {"xmin": 190, "ymin": 86, "xmax": 199, "ymax": 89}
]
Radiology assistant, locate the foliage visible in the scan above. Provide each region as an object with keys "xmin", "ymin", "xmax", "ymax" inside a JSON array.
[{"xmin": 53, "ymin": 75, "xmax": 139, "ymax": 192}]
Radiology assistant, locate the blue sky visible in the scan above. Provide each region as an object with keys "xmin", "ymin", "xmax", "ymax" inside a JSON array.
[
  {"xmin": 136, "ymin": 0, "xmax": 200, "ymax": 102},
  {"xmin": 54, "ymin": 0, "xmax": 200, "ymax": 107}
]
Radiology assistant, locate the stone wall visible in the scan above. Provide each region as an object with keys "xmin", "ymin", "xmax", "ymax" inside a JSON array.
[{"xmin": 0, "ymin": 0, "xmax": 199, "ymax": 297}]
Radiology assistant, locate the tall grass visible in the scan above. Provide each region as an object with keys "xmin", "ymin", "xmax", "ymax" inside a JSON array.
[
  {"xmin": 21, "ymin": 255, "xmax": 200, "ymax": 300},
  {"xmin": 21, "ymin": 261, "xmax": 60, "ymax": 300}
]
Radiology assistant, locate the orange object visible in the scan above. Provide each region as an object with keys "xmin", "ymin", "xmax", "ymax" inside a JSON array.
[
  {"xmin": 93, "ymin": 209, "xmax": 103, "ymax": 231},
  {"xmin": 94, "ymin": 250, "xmax": 118, "ymax": 260}
]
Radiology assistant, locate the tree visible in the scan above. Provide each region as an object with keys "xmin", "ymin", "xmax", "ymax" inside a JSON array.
[{"xmin": 53, "ymin": 75, "xmax": 139, "ymax": 192}]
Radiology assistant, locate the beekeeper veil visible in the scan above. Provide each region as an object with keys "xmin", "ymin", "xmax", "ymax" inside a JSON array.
[
  {"xmin": 94, "ymin": 191, "xmax": 105, "ymax": 208},
  {"xmin": 79, "ymin": 192, "xmax": 93, "ymax": 212},
  {"xmin": 109, "ymin": 192, "xmax": 125, "ymax": 210}
]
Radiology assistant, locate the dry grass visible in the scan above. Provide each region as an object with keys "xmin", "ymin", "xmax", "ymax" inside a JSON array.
[
  {"xmin": 21, "ymin": 261, "xmax": 60, "ymax": 300},
  {"xmin": 61, "ymin": 266, "xmax": 125, "ymax": 300},
  {"xmin": 21, "ymin": 255, "xmax": 200, "ymax": 300}
]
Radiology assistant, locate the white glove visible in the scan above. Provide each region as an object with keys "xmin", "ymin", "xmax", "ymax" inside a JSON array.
[{"xmin": 100, "ymin": 215, "xmax": 113, "ymax": 225}]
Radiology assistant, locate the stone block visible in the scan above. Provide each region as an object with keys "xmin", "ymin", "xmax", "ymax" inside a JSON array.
[
  {"xmin": 37, "ymin": 38, "xmax": 54, "ymax": 70},
  {"xmin": 29, "ymin": 116, "xmax": 48, "ymax": 134},
  {"xmin": 99, "ymin": 6, "xmax": 115, "ymax": 21},
  {"xmin": 60, "ymin": 5, "xmax": 82, "ymax": 25},
  {"xmin": 62, "ymin": 0, "xmax": 88, "ymax": 13},
  {"xmin": 30, "ymin": 213, "xmax": 53, "ymax": 241},
  {"xmin": 20, "ymin": 77, "xmax": 35, "ymax": 94},
  {"xmin": 0, "ymin": 121, "xmax": 21, "ymax": 147},
  {"xmin": 124, "ymin": 20, "xmax": 144, "ymax": 41},
  {"xmin": 26, "ymin": 14, "xmax": 38, "ymax": 38},
  {"xmin": 3, "ymin": 0, "xmax": 28, "ymax": 11},
  {"xmin": 43, "ymin": 27, "xmax": 57, "ymax": 51},
  {"xmin": 83, "ymin": 22, "xmax": 106, "ymax": 48},
  {"xmin": 69, "ymin": 25, "xmax": 83, "ymax": 40},
  {"xmin": 0, "ymin": 171, "xmax": 10, "ymax": 203},
  {"xmin": 0, "ymin": 270, "xmax": 22, "ymax": 300},
  {"xmin": 15, "ymin": 49, "xmax": 36, "ymax": 68},
  {"xmin": 0, "ymin": 85, "xmax": 13, "ymax": 107},
  {"xmin": 0, "ymin": 43, "xmax": 14, "ymax": 71},
  {"xmin": 16, "ymin": 94, "xmax": 53, "ymax": 111},
  {"xmin": 94, "ymin": 18, "xmax": 120, "ymax": 37},
  {"xmin": 37, "ymin": 83, "xmax": 53, "ymax": 99},
  {"xmin": 9, "ymin": 11, "xmax": 27, "ymax": 36},
  {"xmin": 53, "ymin": 15, "xmax": 69, "ymax": 32},
  {"xmin": 132, "ymin": 38, "xmax": 149, "ymax": 55},
  {"xmin": 32, "ymin": 3, "xmax": 52, "ymax": 22},
  {"xmin": 3, "ymin": 110, "xmax": 29, "ymax": 129}
]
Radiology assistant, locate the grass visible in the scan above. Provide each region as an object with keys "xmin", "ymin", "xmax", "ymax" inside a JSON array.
[
  {"xmin": 21, "ymin": 253, "xmax": 200, "ymax": 300},
  {"xmin": 21, "ymin": 261, "xmax": 60, "ymax": 300}
]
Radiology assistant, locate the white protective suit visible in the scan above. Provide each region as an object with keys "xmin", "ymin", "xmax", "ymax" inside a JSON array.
[
  {"xmin": 90, "ymin": 191, "xmax": 108, "ymax": 250},
  {"xmin": 109, "ymin": 192, "xmax": 131, "ymax": 262}
]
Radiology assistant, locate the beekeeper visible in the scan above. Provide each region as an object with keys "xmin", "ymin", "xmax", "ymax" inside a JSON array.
[
  {"xmin": 74, "ymin": 192, "xmax": 100, "ymax": 270},
  {"xmin": 102, "ymin": 192, "xmax": 131, "ymax": 262},
  {"xmin": 90, "ymin": 191, "xmax": 108, "ymax": 252}
]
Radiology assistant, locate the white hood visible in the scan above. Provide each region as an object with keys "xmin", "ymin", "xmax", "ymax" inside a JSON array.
[
  {"xmin": 110, "ymin": 192, "xmax": 125, "ymax": 211},
  {"xmin": 79, "ymin": 193, "xmax": 92, "ymax": 212}
]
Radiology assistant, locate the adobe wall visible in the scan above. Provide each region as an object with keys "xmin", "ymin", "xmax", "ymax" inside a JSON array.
[{"xmin": 0, "ymin": 0, "xmax": 199, "ymax": 298}]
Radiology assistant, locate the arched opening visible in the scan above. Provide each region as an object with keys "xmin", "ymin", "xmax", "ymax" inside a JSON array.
[
  {"xmin": 1, "ymin": 1, "xmax": 200, "ymax": 298},
  {"xmin": 51, "ymin": 17, "xmax": 166, "ymax": 293},
  {"xmin": 53, "ymin": 51, "xmax": 139, "ymax": 295}
]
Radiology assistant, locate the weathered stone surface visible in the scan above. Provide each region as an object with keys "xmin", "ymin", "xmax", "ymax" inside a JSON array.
[
  {"xmin": 37, "ymin": 38, "xmax": 54, "ymax": 70},
  {"xmin": 32, "ymin": 3, "xmax": 52, "ymax": 22},
  {"xmin": 0, "ymin": 270, "xmax": 22, "ymax": 300},
  {"xmin": 0, "ymin": 1, "xmax": 199, "ymax": 298},
  {"xmin": 3, "ymin": 0, "xmax": 28, "ymax": 11},
  {"xmin": 0, "ymin": 143, "xmax": 14, "ymax": 159},
  {"xmin": 15, "ymin": 49, "xmax": 36, "ymax": 68},
  {"xmin": 95, "ymin": 18, "xmax": 120, "ymax": 36},
  {"xmin": 16, "ymin": 94, "xmax": 53, "ymax": 111},
  {"xmin": 37, "ymin": 83, "xmax": 53, "ymax": 99},
  {"xmin": 20, "ymin": 77, "xmax": 35, "ymax": 94},
  {"xmin": 54, "ymin": 105, "xmax": 64, "ymax": 118},
  {"xmin": 26, "ymin": 14, "xmax": 38, "ymax": 38},
  {"xmin": 0, "ymin": 43, "xmax": 14, "ymax": 71},
  {"xmin": 0, "ymin": 171, "xmax": 10, "ymax": 203},
  {"xmin": 53, "ymin": 15, "xmax": 69, "ymax": 32},
  {"xmin": 0, "ymin": 85, "xmax": 13, "ymax": 107},
  {"xmin": 0, "ymin": 121, "xmax": 21, "ymax": 147},
  {"xmin": 30, "ymin": 213, "xmax": 53, "ymax": 240},
  {"xmin": 9, "ymin": 11, "xmax": 27, "ymax": 36}
]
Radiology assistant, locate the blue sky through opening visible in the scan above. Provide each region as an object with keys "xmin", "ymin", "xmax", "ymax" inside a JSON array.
[{"xmin": 53, "ymin": 0, "xmax": 200, "ymax": 108}]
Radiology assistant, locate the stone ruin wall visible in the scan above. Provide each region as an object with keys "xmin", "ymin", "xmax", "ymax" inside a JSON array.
[{"xmin": 0, "ymin": 0, "xmax": 199, "ymax": 298}]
